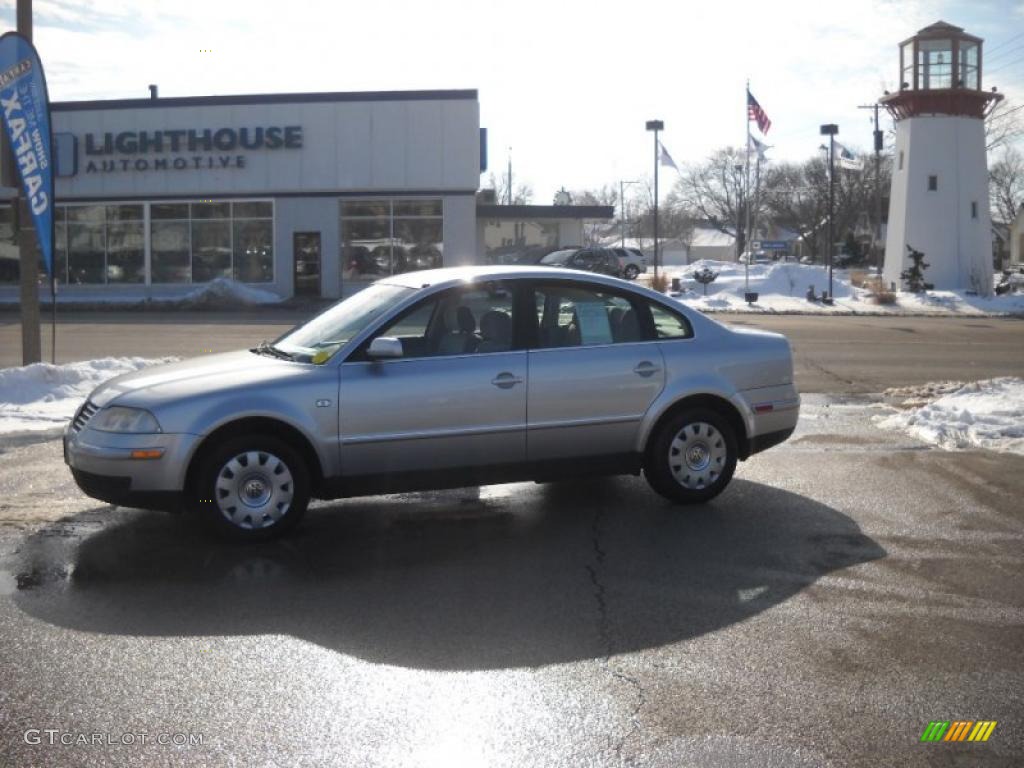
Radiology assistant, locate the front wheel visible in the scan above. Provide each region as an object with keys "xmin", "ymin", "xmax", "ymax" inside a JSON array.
[
  {"xmin": 193, "ymin": 434, "xmax": 310, "ymax": 540},
  {"xmin": 623, "ymin": 264, "xmax": 640, "ymax": 280},
  {"xmin": 644, "ymin": 408, "xmax": 738, "ymax": 504}
]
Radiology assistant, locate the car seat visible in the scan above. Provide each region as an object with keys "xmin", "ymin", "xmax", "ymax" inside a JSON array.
[
  {"xmin": 477, "ymin": 310, "xmax": 512, "ymax": 353},
  {"xmin": 437, "ymin": 305, "xmax": 477, "ymax": 355}
]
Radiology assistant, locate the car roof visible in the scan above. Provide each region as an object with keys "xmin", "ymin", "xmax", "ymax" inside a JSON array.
[{"xmin": 377, "ymin": 264, "xmax": 605, "ymax": 288}]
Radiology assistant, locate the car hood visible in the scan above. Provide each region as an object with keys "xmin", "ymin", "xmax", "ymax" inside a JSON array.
[{"xmin": 89, "ymin": 350, "xmax": 310, "ymax": 408}]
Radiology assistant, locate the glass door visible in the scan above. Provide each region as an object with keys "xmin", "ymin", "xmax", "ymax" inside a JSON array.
[{"xmin": 293, "ymin": 232, "xmax": 321, "ymax": 297}]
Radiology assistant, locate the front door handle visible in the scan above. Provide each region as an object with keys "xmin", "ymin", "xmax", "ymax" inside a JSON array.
[
  {"xmin": 633, "ymin": 361, "xmax": 661, "ymax": 377},
  {"xmin": 491, "ymin": 372, "xmax": 524, "ymax": 388}
]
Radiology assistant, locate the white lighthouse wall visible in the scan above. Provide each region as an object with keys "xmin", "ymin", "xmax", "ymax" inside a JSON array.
[{"xmin": 883, "ymin": 115, "xmax": 994, "ymax": 296}]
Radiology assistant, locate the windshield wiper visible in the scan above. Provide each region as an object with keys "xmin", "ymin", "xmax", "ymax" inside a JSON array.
[{"xmin": 252, "ymin": 340, "xmax": 294, "ymax": 360}]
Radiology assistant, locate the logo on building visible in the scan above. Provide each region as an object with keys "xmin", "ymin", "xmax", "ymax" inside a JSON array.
[
  {"xmin": 920, "ymin": 721, "xmax": 997, "ymax": 742},
  {"xmin": 55, "ymin": 125, "xmax": 303, "ymax": 176}
]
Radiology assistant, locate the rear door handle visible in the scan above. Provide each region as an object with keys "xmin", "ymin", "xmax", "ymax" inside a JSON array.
[
  {"xmin": 633, "ymin": 361, "xmax": 661, "ymax": 377},
  {"xmin": 491, "ymin": 372, "xmax": 524, "ymax": 388}
]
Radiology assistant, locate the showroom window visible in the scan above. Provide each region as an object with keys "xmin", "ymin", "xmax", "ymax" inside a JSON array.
[
  {"xmin": 151, "ymin": 200, "xmax": 273, "ymax": 284},
  {"xmin": 482, "ymin": 218, "xmax": 560, "ymax": 264},
  {"xmin": 63, "ymin": 204, "xmax": 144, "ymax": 285},
  {"xmin": 0, "ymin": 205, "xmax": 52, "ymax": 285},
  {"xmin": 341, "ymin": 198, "xmax": 443, "ymax": 281}
]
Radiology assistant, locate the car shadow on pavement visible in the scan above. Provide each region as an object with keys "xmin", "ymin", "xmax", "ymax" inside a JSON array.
[{"xmin": 12, "ymin": 476, "xmax": 885, "ymax": 670}]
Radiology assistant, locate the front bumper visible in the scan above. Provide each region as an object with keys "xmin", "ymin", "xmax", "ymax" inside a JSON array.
[{"xmin": 64, "ymin": 425, "xmax": 200, "ymax": 511}]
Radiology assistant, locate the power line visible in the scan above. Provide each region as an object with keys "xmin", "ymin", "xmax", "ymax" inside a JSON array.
[
  {"xmin": 984, "ymin": 42, "xmax": 1024, "ymax": 65},
  {"xmin": 985, "ymin": 32, "xmax": 1024, "ymax": 55},
  {"xmin": 987, "ymin": 53, "xmax": 1024, "ymax": 75}
]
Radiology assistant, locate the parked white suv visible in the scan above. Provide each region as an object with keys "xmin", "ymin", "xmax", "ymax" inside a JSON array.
[{"xmin": 610, "ymin": 248, "xmax": 648, "ymax": 280}]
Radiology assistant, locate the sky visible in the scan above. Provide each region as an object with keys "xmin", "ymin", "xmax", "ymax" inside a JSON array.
[{"xmin": 2, "ymin": 0, "xmax": 1023, "ymax": 203}]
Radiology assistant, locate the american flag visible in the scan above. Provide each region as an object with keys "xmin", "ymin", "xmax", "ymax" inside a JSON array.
[{"xmin": 747, "ymin": 89, "xmax": 771, "ymax": 134}]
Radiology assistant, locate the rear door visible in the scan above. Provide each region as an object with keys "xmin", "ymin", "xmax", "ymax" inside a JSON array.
[{"xmin": 525, "ymin": 280, "xmax": 666, "ymax": 461}]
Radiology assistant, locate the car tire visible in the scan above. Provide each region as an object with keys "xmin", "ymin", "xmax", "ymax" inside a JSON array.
[
  {"xmin": 194, "ymin": 434, "xmax": 310, "ymax": 540},
  {"xmin": 644, "ymin": 407, "xmax": 738, "ymax": 504},
  {"xmin": 623, "ymin": 264, "xmax": 640, "ymax": 280}
]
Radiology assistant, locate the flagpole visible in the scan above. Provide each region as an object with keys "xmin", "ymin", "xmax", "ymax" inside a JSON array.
[
  {"xmin": 50, "ymin": 275, "xmax": 55, "ymax": 363},
  {"xmin": 744, "ymin": 80, "xmax": 752, "ymax": 291}
]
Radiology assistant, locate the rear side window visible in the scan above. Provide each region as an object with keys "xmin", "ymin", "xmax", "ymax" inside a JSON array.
[
  {"xmin": 648, "ymin": 302, "xmax": 693, "ymax": 339},
  {"xmin": 533, "ymin": 283, "xmax": 644, "ymax": 347}
]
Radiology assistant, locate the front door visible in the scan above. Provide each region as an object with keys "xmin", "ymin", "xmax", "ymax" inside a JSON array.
[
  {"xmin": 339, "ymin": 281, "xmax": 527, "ymax": 477},
  {"xmin": 526, "ymin": 281, "xmax": 665, "ymax": 461},
  {"xmin": 293, "ymin": 232, "xmax": 321, "ymax": 297}
]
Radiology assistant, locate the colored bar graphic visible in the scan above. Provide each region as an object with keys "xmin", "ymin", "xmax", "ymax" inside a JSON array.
[
  {"xmin": 921, "ymin": 720, "xmax": 996, "ymax": 743},
  {"xmin": 944, "ymin": 721, "xmax": 973, "ymax": 741},
  {"xmin": 921, "ymin": 721, "xmax": 949, "ymax": 742},
  {"xmin": 967, "ymin": 721, "xmax": 998, "ymax": 742}
]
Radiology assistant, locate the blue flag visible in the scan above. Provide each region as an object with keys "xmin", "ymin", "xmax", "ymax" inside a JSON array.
[{"xmin": 0, "ymin": 32, "xmax": 54, "ymax": 280}]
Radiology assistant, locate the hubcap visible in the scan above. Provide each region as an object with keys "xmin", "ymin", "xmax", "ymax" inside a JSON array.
[
  {"xmin": 669, "ymin": 422, "xmax": 727, "ymax": 490},
  {"xmin": 215, "ymin": 450, "xmax": 294, "ymax": 530}
]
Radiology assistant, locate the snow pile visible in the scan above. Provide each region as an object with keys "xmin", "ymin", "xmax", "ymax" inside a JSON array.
[
  {"xmin": 660, "ymin": 261, "xmax": 1024, "ymax": 316},
  {"xmin": 175, "ymin": 277, "xmax": 282, "ymax": 307},
  {"xmin": 0, "ymin": 357, "xmax": 175, "ymax": 436},
  {"xmin": 876, "ymin": 378, "xmax": 1024, "ymax": 455}
]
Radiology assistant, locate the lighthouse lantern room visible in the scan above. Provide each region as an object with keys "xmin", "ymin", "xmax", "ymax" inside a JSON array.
[{"xmin": 881, "ymin": 21, "xmax": 1002, "ymax": 296}]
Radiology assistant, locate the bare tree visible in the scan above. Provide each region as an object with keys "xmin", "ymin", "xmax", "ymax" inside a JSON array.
[
  {"xmin": 989, "ymin": 145, "xmax": 1024, "ymax": 225},
  {"xmin": 762, "ymin": 154, "xmax": 880, "ymax": 262},
  {"xmin": 674, "ymin": 147, "xmax": 755, "ymax": 257},
  {"xmin": 985, "ymin": 100, "xmax": 1024, "ymax": 153},
  {"xmin": 627, "ymin": 177, "xmax": 695, "ymax": 252},
  {"xmin": 487, "ymin": 171, "xmax": 534, "ymax": 205}
]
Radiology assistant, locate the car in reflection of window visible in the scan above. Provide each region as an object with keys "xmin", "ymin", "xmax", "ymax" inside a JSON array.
[
  {"xmin": 64, "ymin": 265, "xmax": 799, "ymax": 540},
  {"xmin": 540, "ymin": 247, "xmax": 622, "ymax": 277}
]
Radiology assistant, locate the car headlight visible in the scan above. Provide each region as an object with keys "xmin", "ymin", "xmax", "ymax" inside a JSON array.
[{"xmin": 90, "ymin": 406, "xmax": 163, "ymax": 434}]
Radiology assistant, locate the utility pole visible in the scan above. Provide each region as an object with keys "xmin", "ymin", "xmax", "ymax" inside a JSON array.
[
  {"xmin": 3, "ymin": 0, "xmax": 41, "ymax": 364},
  {"xmin": 858, "ymin": 103, "xmax": 885, "ymax": 274},
  {"xmin": 619, "ymin": 179, "xmax": 638, "ymax": 247},
  {"xmin": 506, "ymin": 147, "xmax": 512, "ymax": 205},
  {"xmin": 645, "ymin": 121, "xmax": 663, "ymax": 283}
]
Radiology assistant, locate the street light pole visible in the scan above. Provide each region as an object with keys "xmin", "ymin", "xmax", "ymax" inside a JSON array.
[
  {"xmin": 859, "ymin": 103, "xmax": 885, "ymax": 274},
  {"xmin": 619, "ymin": 179, "xmax": 638, "ymax": 247},
  {"xmin": 645, "ymin": 120, "xmax": 663, "ymax": 284},
  {"xmin": 820, "ymin": 123, "xmax": 839, "ymax": 300}
]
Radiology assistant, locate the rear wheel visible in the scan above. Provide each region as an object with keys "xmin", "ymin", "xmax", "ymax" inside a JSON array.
[
  {"xmin": 194, "ymin": 434, "xmax": 309, "ymax": 540},
  {"xmin": 623, "ymin": 264, "xmax": 640, "ymax": 280},
  {"xmin": 644, "ymin": 408, "xmax": 738, "ymax": 504}
]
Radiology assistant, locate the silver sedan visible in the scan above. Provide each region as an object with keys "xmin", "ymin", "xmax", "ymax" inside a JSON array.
[{"xmin": 64, "ymin": 266, "xmax": 799, "ymax": 539}]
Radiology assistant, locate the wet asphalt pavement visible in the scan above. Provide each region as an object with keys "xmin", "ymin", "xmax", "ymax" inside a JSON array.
[{"xmin": 1, "ymin": 395, "xmax": 1022, "ymax": 767}]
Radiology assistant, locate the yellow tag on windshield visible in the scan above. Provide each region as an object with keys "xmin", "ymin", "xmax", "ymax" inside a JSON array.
[{"xmin": 311, "ymin": 350, "xmax": 331, "ymax": 365}]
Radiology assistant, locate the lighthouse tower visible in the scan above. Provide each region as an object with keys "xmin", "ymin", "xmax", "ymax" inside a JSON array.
[{"xmin": 881, "ymin": 21, "xmax": 1002, "ymax": 296}]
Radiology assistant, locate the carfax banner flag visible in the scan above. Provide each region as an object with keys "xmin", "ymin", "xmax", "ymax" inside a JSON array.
[{"xmin": 0, "ymin": 32, "xmax": 55, "ymax": 279}]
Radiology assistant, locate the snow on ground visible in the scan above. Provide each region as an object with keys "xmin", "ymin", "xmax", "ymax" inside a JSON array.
[
  {"xmin": 0, "ymin": 357, "xmax": 176, "ymax": 436},
  {"xmin": 875, "ymin": 378, "xmax": 1024, "ymax": 455},
  {"xmin": 657, "ymin": 261, "xmax": 1024, "ymax": 316}
]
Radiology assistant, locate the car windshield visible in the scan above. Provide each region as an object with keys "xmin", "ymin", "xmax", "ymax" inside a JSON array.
[
  {"xmin": 540, "ymin": 249, "xmax": 575, "ymax": 265},
  {"xmin": 276, "ymin": 282, "xmax": 415, "ymax": 363}
]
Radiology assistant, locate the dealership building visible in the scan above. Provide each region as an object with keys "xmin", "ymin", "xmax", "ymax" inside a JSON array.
[{"xmin": 0, "ymin": 88, "xmax": 611, "ymax": 301}]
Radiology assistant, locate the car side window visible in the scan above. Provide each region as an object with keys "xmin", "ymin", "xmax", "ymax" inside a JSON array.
[
  {"xmin": 366, "ymin": 281, "xmax": 516, "ymax": 359},
  {"xmin": 648, "ymin": 301, "xmax": 694, "ymax": 339},
  {"xmin": 534, "ymin": 284, "xmax": 644, "ymax": 348}
]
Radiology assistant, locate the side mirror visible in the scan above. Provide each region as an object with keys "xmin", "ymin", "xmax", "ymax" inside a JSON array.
[{"xmin": 367, "ymin": 336, "xmax": 403, "ymax": 359}]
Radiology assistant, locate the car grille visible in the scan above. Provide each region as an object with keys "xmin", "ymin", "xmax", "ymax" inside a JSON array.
[{"xmin": 71, "ymin": 400, "xmax": 99, "ymax": 433}]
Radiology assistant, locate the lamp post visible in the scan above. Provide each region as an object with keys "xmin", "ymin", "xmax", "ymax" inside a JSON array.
[
  {"xmin": 819, "ymin": 123, "xmax": 839, "ymax": 300},
  {"xmin": 645, "ymin": 120, "xmax": 663, "ymax": 283},
  {"xmin": 619, "ymin": 179, "xmax": 639, "ymax": 247}
]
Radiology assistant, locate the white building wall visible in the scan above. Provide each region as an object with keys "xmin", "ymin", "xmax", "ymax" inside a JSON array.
[{"xmin": 883, "ymin": 115, "xmax": 993, "ymax": 295}]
